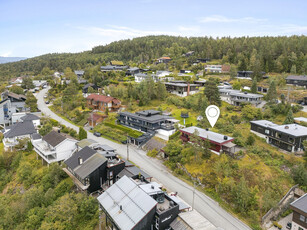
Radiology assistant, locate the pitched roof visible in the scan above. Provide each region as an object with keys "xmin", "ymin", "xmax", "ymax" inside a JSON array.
[
  {"xmin": 76, "ymin": 139, "xmax": 97, "ymax": 149},
  {"xmin": 180, "ymin": 126, "xmax": 234, "ymax": 144},
  {"xmin": 21, "ymin": 113, "xmax": 40, "ymax": 121},
  {"xmin": 4, "ymin": 121, "xmax": 36, "ymax": 138},
  {"xmin": 8, "ymin": 92, "xmax": 27, "ymax": 100},
  {"xmin": 43, "ymin": 130, "xmax": 66, "ymax": 147},
  {"xmin": 74, "ymin": 70, "xmax": 84, "ymax": 75},
  {"xmin": 65, "ymin": 146, "xmax": 96, "ymax": 170},
  {"xmin": 31, "ymin": 133, "xmax": 42, "ymax": 140},
  {"xmin": 286, "ymin": 75, "xmax": 307, "ymax": 81},
  {"xmin": 74, "ymin": 153, "xmax": 107, "ymax": 179},
  {"xmin": 87, "ymin": 94, "xmax": 119, "ymax": 103},
  {"xmin": 290, "ymin": 193, "xmax": 307, "ymax": 214},
  {"xmin": 87, "ymin": 113, "xmax": 105, "ymax": 122},
  {"xmin": 118, "ymin": 166, "xmax": 151, "ymax": 179},
  {"xmin": 159, "ymin": 57, "xmax": 171, "ymax": 60},
  {"xmin": 97, "ymin": 176, "xmax": 157, "ymax": 230}
]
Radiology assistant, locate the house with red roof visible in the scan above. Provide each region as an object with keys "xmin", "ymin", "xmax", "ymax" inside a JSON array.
[
  {"xmin": 158, "ymin": 56, "xmax": 172, "ymax": 64},
  {"xmin": 86, "ymin": 94, "xmax": 121, "ymax": 112}
]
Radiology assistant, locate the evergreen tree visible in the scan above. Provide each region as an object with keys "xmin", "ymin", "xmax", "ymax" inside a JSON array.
[
  {"xmin": 251, "ymin": 78, "xmax": 257, "ymax": 93},
  {"xmin": 25, "ymin": 92, "xmax": 38, "ymax": 112},
  {"xmin": 22, "ymin": 77, "xmax": 34, "ymax": 89},
  {"xmin": 267, "ymin": 80, "xmax": 277, "ymax": 102},
  {"xmin": 10, "ymin": 85, "xmax": 24, "ymax": 95},
  {"xmin": 78, "ymin": 127, "xmax": 87, "ymax": 140},
  {"xmin": 204, "ymin": 79, "xmax": 221, "ymax": 106},
  {"xmin": 283, "ymin": 109, "xmax": 294, "ymax": 124}
]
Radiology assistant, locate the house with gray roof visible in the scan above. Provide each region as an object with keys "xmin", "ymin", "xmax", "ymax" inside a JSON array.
[
  {"xmin": 219, "ymin": 88, "xmax": 263, "ymax": 106},
  {"xmin": 290, "ymin": 193, "xmax": 307, "ymax": 230},
  {"xmin": 21, "ymin": 113, "xmax": 40, "ymax": 128},
  {"xmin": 32, "ymin": 130, "xmax": 78, "ymax": 164},
  {"xmin": 165, "ymin": 81, "xmax": 201, "ymax": 97},
  {"xmin": 3, "ymin": 121, "xmax": 37, "ymax": 150},
  {"xmin": 250, "ymin": 120, "xmax": 307, "ymax": 152},
  {"xmin": 286, "ymin": 75, "xmax": 307, "ymax": 87}
]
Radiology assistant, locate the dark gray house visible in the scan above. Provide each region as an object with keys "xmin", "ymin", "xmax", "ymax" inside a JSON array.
[
  {"xmin": 118, "ymin": 110, "xmax": 176, "ymax": 133},
  {"xmin": 250, "ymin": 120, "xmax": 307, "ymax": 152},
  {"xmin": 126, "ymin": 67, "xmax": 140, "ymax": 76},
  {"xmin": 290, "ymin": 193, "xmax": 307, "ymax": 230},
  {"xmin": 82, "ymin": 83, "xmax": 99, "ymax": 93},
  {"xmin": 286, "ymin": 75, "xmax": 307, "ymax": 87}
]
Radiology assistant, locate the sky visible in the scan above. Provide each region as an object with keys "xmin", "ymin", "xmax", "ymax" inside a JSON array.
[{"xmin": 1, "ymin": 0, "xmax": 307, "ymax": 58}]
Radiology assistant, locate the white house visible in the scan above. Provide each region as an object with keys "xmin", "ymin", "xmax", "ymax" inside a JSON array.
[
  {"xmin": 32, "ymin": 130, "xmax": 78, "ymax": 164},
  {"xmin": 20, "ymin": 113, "xmax": 40, "ymax": 128},
  {"xmin": 3, "ymin": 121, "xmax": 37, "ymax": 150}
]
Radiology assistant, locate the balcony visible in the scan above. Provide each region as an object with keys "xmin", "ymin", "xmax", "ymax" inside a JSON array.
[{"xmin": 160, "ymin": 123, "xmax": 175, "ymax": 130}]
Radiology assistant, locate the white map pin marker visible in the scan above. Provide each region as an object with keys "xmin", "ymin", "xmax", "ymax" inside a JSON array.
[{"xmin": 205, "ymin": 105, "xmax": 220, "ymax": 128}]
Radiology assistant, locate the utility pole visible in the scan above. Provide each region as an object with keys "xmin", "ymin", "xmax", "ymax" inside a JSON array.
[
  {"xmin": 127, "ymin": 135, "xmax": 129, "ymax": 161},
  {"xmin": 192, "ymin": 181, "xmax": 196, "ymax": 210}
]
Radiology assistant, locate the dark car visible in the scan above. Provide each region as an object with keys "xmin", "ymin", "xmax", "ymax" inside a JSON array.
[
  {"xmin": 286, "ymin": 222, "xmax": 292, "ymax": 229},
  {"xmin": 45, "ymin": 101, "xmax": 50, "ymax": 104},
  {"xmin": 94, "ymin": 132, "xmax": 101, "ymax": 137}
]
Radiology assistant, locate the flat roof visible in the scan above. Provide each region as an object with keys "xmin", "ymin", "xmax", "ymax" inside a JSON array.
[
  {"xmin": 139, "ymin": 182, "xmax": 162, "ymax": 196},
  {"xmin": 119, "ymin": 111, "xmax": 172, "ymax": 123},
  {"xmin": 270, "ymin": 124, "xmax": 307, "ymax": 137},
  {"xmin": 97, "ymin": 176, "xmax": 157, "ymax": 230},
  {"xmin": 76, "ymin": 139, "xmax": 97, "ymax": 148},
  {"xmin": 178, "ymin": 210, "xmax": 217, "ymax": 230},
  {"xmin": 294, "ymin": 117, "xmax": 307, "ymax": 123},
  {"xmin": 180, "ymin": 126, "xmax": 233, "ymax": 144},
  {"xmin": 165, "ymin": 82, "xmax": 200, "ymax": 87},
  {"xmin": 250, "ymin": 120, "xmax": 277, "ymax": 128},
  {"xmin": 219, "ymin": 89, "xmax": 263, "ymax": 98},
  {"xmin": 290, "ymin": 193, "xmax": 307, "ymax": 214}
]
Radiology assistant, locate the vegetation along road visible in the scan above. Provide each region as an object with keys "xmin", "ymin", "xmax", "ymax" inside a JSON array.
[{"xmin": 36, "ymin": 87, "xmax": 251, "ymax": 230}]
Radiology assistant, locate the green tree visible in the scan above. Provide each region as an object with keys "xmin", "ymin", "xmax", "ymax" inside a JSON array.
[
  {"xmin": 246, "ymin": 135, "xmax": 255, "ymax": 146},
  {"xmin": 232, "ymin": 81, "xmax": 241, "ymax": 90},
  {"xmin": 230, "ymin": 65, "xmax": 238, "ymax": 79},
  {"xmin": 10, "ymin": 85, "xmax": 24, "ymax": 94},
  {"xmin": 283, "ymin": 109, "xmax": 294, "ymax": 124},
  {"xmin": 267, "ymin": 80, "xmax": 277, "ymax": 102},
  {"xmin": 251, "ymin": 78, "xmax": 257, "ymax": 93},
  {"xmin": 25, "ymin": 91, "xmax": 38, "ymax": 112},
  {"xmin": 291, "ymin": 164, "xmax": 307, "ymax": 188},
  {"xmin": 156, "ymin": 81, "xmax": 167, "ymax": 100},
  {"xmin": 88, "ymin": 86, "xmax": 95, "ymax": 93},
  {"xmin": 303, "ymin": 141, "xmax": 307, "ymax": 169},
  {"xmin": 78, "ymin": 127, "xmax": 87, "ymax": 140},
  {"xmin": 204, "ymin": 79, "xmax": 221, "ymax": 106},
  {"xmin": 21, "ymin": 77, "xmax": 34, "ymax": 89}
]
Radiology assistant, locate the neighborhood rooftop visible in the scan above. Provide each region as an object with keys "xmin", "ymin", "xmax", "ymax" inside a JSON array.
[
  {"xmin": 64, "ymin": 146, "xmax": 97, "ymax": 170},
  {"xmin": 4, "ymin": 121, "xmax": 36, "ymax": 138},
  {"xmin": 119, "ymin": 111, "xmax": 173, "ymax": 123},
  {"xmin": 42, "ymin": 130, "xmax": 66, "ymax": 147},
  {"xmin": 97, "ymin": 176, "xmax": 157, "ymax": 230},
  {"xmin": 21, "ymin": 113, "xmax": 40, "ymax": 121},
  {"xmin": 286, "ymin": 75, "xmax": 307, "ymax": 81},
  {"xmin": 250, "ymin": 120, "xmax": 277, "ymax": 128},
  {"xmin": 180, "ymin": 126, "xmax": 233, "ymax": 144},
  {"xmin": 290, "ymin": 193, "xmax": 307, "ymax": 214},
  {"xmin": 270, "ymin": 124, "xmax": 307, "ymax": 137}
]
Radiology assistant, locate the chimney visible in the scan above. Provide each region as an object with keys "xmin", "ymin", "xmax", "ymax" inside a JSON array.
[
  {"xmin": 224, "ymin": 136, "xmax": 228, "ymax": 140},
  {"xmin": 187, "ymin": 82, "xmax": 190, "ymax": 96},
  {"xmin": 120, "ymin": 205, "xmax": 122, "ymax": 211},
  {"xmin": 78, "ymin": 157, "xmax": 83, "ymax": 165}
]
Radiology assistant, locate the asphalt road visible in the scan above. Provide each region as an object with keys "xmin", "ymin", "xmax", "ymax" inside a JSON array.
[{"xmin": 36, "ymin": 88, "xmax": 251, "ymax": 230}]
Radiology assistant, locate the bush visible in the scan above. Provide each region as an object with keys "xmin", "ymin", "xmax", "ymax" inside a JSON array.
[
  {"xmin": 104, "ymin": 122, "xmax": 142, "ymax": 138},
  {"xmin": 246, "ymin": 135, "xmax": 255, "ymax": 146},
  {"xmin": 147, "ymin": 149, "xmax": 158, "ymax": 157},
  {"xmin": 78, "ymin": 127, "xmax": 87, "ymax": 140},
  {"xmin": 169, "ymin": 131, "xmax": 181, "ymax": 140}
]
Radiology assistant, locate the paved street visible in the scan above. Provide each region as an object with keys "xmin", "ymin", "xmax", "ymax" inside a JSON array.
[{"xmin": 36, "ymin": 88, "xmax": 251, "ymax": 230}]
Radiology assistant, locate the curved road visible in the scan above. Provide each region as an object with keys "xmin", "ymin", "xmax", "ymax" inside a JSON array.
[{"xmin": 37, "ymin": 88, "xmax": 251, "ymax": 230}]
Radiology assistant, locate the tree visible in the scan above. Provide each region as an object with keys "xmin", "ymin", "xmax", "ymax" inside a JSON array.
[
  {"xmin": 291, "ymin": 164, "xmax": 307, "ymax": 188},
  {"xmin": 78, "ymin": 127, "xmax": 87, "ymax": 140},
  {"xmin": 283, "ymin": 109, "xmax": 294, "ymax": 124},
  {"xmin": 232, "ymin": 81, "xmax": 241, "ymax": 90},
  {"xmin": 156, "ymin": 81, "xmax": 167, "ymax": 100},
  {"xmin": 22, "ymin": 77, "xmax": 34, "ymax": 89},
  {"xmin": 25, "ymin": 92, "xmax": 38, "ymax": 112},
  {"xmin": 251, "ymin": 78, "xmax": 257, "ymax": 93},
  {"xmin": 230, "ymin": 65, "xmax": 238, "ymax": 79},
  {"xmin": 204, "ymin": 79, "xmax": 221, "ymax": 106},
  {"xmin": 246, "ymin": 135, "xmax": 255, "ymax": 146},
  {"xmin": 105, "ymin": 107, "xmax": 109, "ymax": 116},
  {"xmin": 88, "ymin": 86, "xmax": 95, "ymax": 93},
  {"xmin": 10, "ymin": 85, "xmax": 24, "ymax": 95},
  {"xmin": 267, "ymin": 80, "xmax": 277, "ymax": 102},
  {"xmin": 303, "ymin": 141, "xmax": 307, "ymax": 169}
]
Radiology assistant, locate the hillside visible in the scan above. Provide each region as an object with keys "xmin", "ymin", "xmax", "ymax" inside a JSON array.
[
  {"xmin": 0, "ymin": 35, "xmax": 307, "ymax": 81},
  {"xmin": 0, "ymin": 56, "xmax": 27, "ymax": 64}
]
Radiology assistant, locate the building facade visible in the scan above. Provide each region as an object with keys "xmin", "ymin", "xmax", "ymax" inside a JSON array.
[
  {"xmin": 290, "ymin": 193, "xmax": 307, "ymax": 230},
  {"xmin": 86, "ymin": 94, "xmax": 121, "ymax": 112}
]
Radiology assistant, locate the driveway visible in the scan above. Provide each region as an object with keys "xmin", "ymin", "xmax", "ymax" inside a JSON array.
[{"xmin": 36, "ymin": 88, "xmax": 251, "ymax": 230}]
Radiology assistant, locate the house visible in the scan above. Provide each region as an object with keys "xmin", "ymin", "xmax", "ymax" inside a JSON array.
[
  {"xmin": 290, "ymin": 193, "xmax": 307, "ymax": 230},
  {"xmin": 237, "ymin": 71, "xmax": 254, "ymax": 79},
  {"xmin": 165, "ymin": 81, "xmax": 201, "ymax": 97},
  {"xmin": 87, "ymin": 113, "xmax": 107, "ymax": 127},
  {"xmin": 118, "ymin": 110, "xmax": 177, "ymax": 133},
  {"xmin": 219, "ymin": 89, "xmax": 263, "ymax": 106},
  {"xmin": 126, "ymin": 67, "xmax": 140, "ymax": 76},
  {"xmin": 294, "ymin": 117, "xmax": 307, "ymax": 124},
  {"xmin": 154, "ymin": 71, "xmax": 174, "ymax": 82},
  {"xmin": 250, "ymin": 120, "xmax": 307, "ymax": 152},
  {"xmin": 205, "ymin": 64, "xmax": 230, "ymax": 73},
  {"xmin": 286, "ymin": 75, "xmax": 307, "ymax": 87},
  {"xmin": 194, "ymin": 80, "xmax": 206, "ymax": 87},
  {"xmin": 20, "ymin": 113, "xmax": 40, "ymax": 128},
  {"xmin": 101, "ymin": 65, "xmax": 128, "ymax": 72},
  {"xmin": 182, "ymin": 51, "xmax": 195, "ymax": 57},
  {"xmin": 157, "ymin": 56, "xmax": 172, "ymax": 64},
  {"xmin": 2, "ymin": 91, "xmax": 27, "ymax": 112},
  {"xmin": 33, "ymin": 80, "xmax": 47, "ymax": 89},
  {"xmin": 97, "ymin": 175, "xmax": 180, "ymax": 230},
  {"xmin": 193, "ymin": 58, "xmax": 210, "ymax": 65},
  {"xmin": 74, "ymin": 70, "xmax": 85, "ymax": 78},
  {"xmin": 76, "ymin": 138, "xmax": 97, "ymax": 151},
  {"xmin": 3, "ymin": 121, "xmax": 37, "ymax": 150},
  {"xmin": 82, "ymin": 83, "xmax": 99, "ymax": 94},
  {"xmin": 135, "ymin": 73, "xmax": 151, "ymax": 83},
  {"xmin": 180, "ymin": 126, "xmax": 236, "ymax": 155},
  {"xmin": 257, "ymin": 86, "xmax": 268, "ymax": 93},
  {"xmin": 86, "ymin": 94, "xmax": 121, "ymax": 112},
  {"xmin": 0, "ymin": 99, "xmax": 13, "ymax": 125},
  {"xmin": 32, "ymin": 130, "xmax": 78, "ymax": 164},
  {"xmin": 10, "ymin": 77, "xmax": 23, "ymax": 84}
]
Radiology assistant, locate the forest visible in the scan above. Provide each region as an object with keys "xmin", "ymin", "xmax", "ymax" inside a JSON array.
[{"xmin": 1, "ymin": 35, "xmax": 307, "ymax": 81}]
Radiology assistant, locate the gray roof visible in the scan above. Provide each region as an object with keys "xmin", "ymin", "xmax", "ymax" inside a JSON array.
[
  {"xmin": 76, "ymin": 139, "xmax": 97, "ymax": 148},
  {"xmin": 43, "ymin": 130, "xmax": 66, "ymax": 147},
  {"xmin": 136, "ymin": 110, "xmax": 161, "ymax": 116},
  {"xmin": 250, "ymin": 120, "xmax": 277, "ymax": 128},
  {"xmin": 180, "ymin": 126, "xmax": 234, "ymax": 144},
  {"xmin": 294, "ymin": 117, "xmax": 307, "ymax": 123},
  {"xmin": 290, "ymin": 193, "xmax": 307, "ymax": 214},
  {"xmin": 219, "ymin": 89, "xmax": 263, "ymax": 98},
  {"xmin": 64, "ymin": 146, "xmax": 96, "ymax": 170},
  {"xmin": 97, "ymin": 176, "xmax": 157, "ymax": 230},
  {"xmin": 74, "ymin": 153, "xmax": 107, "ymax": 179},
  {"xmin": 270, "ymin": 124, "xmax": 307, "ymax": 137},
  {"xmin": 135, "ymin": 73, "xmax": 148, "ymax": 78},
  {"xmin": 286, "ymin": 75, "xmax": 307, "ymax": 81},
  {"xmin": 4, "ymin": 121, "xmax": 36, "ymax": 138},
  {"xmin": 97, "ymin": 150, "xmax": 116, "ymax": 158},
  {"xmin": 94, "ymin": 144, "xmax": 115, "ymax": 152},
  {"xmin": 21, "ymin": 113, "xmax": 40, "ymax": 121},
  {"xmin": 118, "ymin": 166, "xmax": 151, "ymax": 179},
  {"xmin": 127, "ymin": 67, "xmax": 139, "ymax": 71},
  {"xmin": 165, "ymin": 82, "xmax": 200, "ymax": 87},
  {"xmin": 74, "ymin": 70, "xmax": 84, "ymax": 75},
  {"xmin": 119, "ymin": 111, "xmax": 172, "ymax": 123},
  {"xmin": 31, "ymin": 133, "xmax": 42, "ymax": 140}
]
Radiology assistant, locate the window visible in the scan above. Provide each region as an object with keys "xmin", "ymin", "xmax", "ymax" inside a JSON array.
[
  {"xmin": 265, "ymin": 129, "xmax": 270, "ymax": 134},
  {"xmin": 289, "ymin": 137, "xmax": 294, "ymax": 143},
  {"xmin": 299, "ymin": 214, "xmax": 305, "ymax": 222}
]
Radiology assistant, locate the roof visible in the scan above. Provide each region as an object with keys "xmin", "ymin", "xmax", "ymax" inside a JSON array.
[
  {"xmin": 31, "ymin": 133, "xmax": 42, "ymax": 140},
  {"xmin": 136, "ymin": 110, "xmax": 161, "ymax": 116},
  {"xmin": 74, "ymin": 70, "xmax": 84, "ymax": 75},
  {"xmin": 180, "ymin": 126, "xmax": 234, "ymax": 144},
  {"xmin": 168, "ymin": 195, "xmax": 190, "ymax": 211},
  {"xmin": 43, "ymin": 130, "xmax": 66, "ymax": 147},
  {"xmin": 127, "ymin": 67, "xmax": 139, "ymax": 71},
  {"xmin": 290, "ymin": 193, "xmax": 307, "ymax": 214},
  {"xmin": 21, "ymin": 113, "xmax": 40, "ymax": 121},
  {"xmin": 74, "ymin": 153, "xmax": 107, "ymax": 179},
  {"xmin": 135, "ymin": 73, "xmax": 148, "ymax": 78},
  {"xmin": 165, "ymin": 82, "xmax": 200, "ymax": 87},
  {"xmin": 97, "ymin": 176, "xmax": 157, "ymax": 230},
  {"xmin": 87, "ymin": 94, "xmax": 120, "ymax": 104},
  {"xmin": 8, "ymin": 92, "xmax": 27, "ymax": 100},
  {"xmin": 139, "ymin": 182, "xmax": 162, "ymax": 196},
  {"xmin": 76, "ymin": 139, "xmax": 97, "ymax": 149},
  {"xmin": 170, "ymin": 217, "xmax": 192, "ymax": 230},
  {"xmin": 4, "ymin": 121, "xmax": 36, "ymax": 138},
  {"xmin": 158, "ymin": 57, "xmax": 171, "ymax": 60},
  {"xmin": 294, "ymin": 117, "xmax": 307, "ymax": 123},
  {"xmin": 110, "ymin": 60, "xmax": 124, "ymax": 66},
  {"xmin": 87, "ymin": 113, "xmax": 105, "ymax": 122},
  {"xmin": 65, "ymin": 146, "xmax": 96, "ymax": 170},
  {"xmin": 286, "ymin": 75, "xmax": 307, "ymax": 81},
  {"xmin": 219, "ymin": 89, "xmax": 263, "ymax": 98},
  {"xmin": 250, "ymin": 120, "xmax": 277, "ymax": 128},
  {"xmin": 119, "ymin": 111, "xmax": 172, "ymax": 124},
  {"xmin": 270, "ymin": 124, "xmax": 307, "ymax": 137},
  {"xmin": 93, "ymin": 144, "xmax": 115, "ymax": 152},
  {"xmin": 118, "ymin": 166, "xmax": 151, "ymax": 179},
  {"xmin": 178, "ymin": 210, "xmax": 217, "ymax": 230}
]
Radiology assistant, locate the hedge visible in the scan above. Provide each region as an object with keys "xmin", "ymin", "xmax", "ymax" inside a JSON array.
[{"xmin": 104, "ymin": 122, "xmax": 142, "ymax": 138}]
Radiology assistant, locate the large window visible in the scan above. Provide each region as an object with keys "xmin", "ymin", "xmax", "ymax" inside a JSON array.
[{"xmin": 299, "ymin": 214, "xmax": 305, "ymax": 222}]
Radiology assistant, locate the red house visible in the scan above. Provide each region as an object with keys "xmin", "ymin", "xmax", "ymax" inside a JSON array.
[
  {"xmin": 180, "ymin": 126, "xmax": 236, "ymax": 155},
  {"xmin": 86, "ymin": 94, "xmax": 121, "ymax": 112}
]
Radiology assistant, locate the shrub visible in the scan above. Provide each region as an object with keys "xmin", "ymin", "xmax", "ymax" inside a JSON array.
[
  {"xmin": 147, "ymin": 149, "xmax": 158, "ymax": 157},
  {"xmin": 246, "ymin": 135, "xmax": 255, "ymax": 146}
]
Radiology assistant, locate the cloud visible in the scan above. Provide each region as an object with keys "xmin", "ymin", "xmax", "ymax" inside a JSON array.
[
  {"xmin": 1, "ymin": 51, "xmax": 12, "ymax": 57},
  {"xmin": 199, "ymin": 15, "xmax": 266, "ymax": 24}
]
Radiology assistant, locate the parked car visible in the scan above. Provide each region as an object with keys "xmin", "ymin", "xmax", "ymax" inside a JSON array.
[
  {"xmin": 286, "ymin": 222, "xmax": 292, "ymax": 229},
  {"xmin": 94, "ymin": 132, "xmax": 101, "ymax": 137},
  {"xmin": 45, "ymin": 101, "xmax": 50, "ymax": 104}
]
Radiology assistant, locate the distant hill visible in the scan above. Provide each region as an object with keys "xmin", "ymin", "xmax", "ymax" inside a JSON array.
[{"xmin": 0, "ymin": 56, "xmax": 27, "ymax": 64}]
